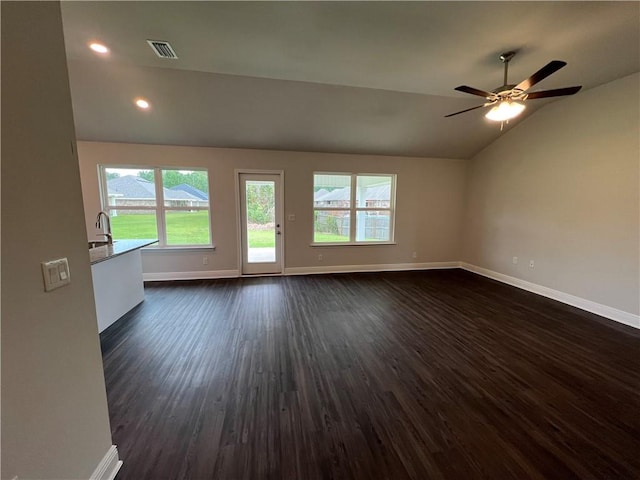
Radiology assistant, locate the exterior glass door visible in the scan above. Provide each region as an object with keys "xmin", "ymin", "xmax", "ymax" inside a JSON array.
[{"xmin": 239, "ymin": 173, "xmax": 282, "ymax": 274}]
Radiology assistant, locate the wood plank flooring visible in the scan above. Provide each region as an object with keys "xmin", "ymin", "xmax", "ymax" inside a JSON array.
[{"xmin": 100, "ymin": 269, "xmax": 640, "ymax": 480}]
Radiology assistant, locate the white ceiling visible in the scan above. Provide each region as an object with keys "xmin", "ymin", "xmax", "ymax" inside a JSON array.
[{"xmin": 61, "ymin": 1, "xmax": 640, "ymax": 159}]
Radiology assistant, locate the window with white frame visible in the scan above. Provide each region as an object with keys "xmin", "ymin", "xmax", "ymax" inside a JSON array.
[
  {"xmin": 313, "ymin": 173, "xmax": 396, "ymax": 244},
  {"xmin": 99, "ymin": 166, "xmax": 211, "ymax": 247}
]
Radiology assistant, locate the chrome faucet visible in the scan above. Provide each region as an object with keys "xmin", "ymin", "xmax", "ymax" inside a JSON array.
[{"xmin": 95, "ymin": 211, "xmax": 113, "ymax": 245}]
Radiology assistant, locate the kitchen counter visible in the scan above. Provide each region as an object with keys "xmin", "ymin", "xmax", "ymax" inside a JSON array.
[
  {"xmin": 90, "ymin": 238, "xmax": 157, "ymax": 333},
  {"xmin": 90, "ymin": 238, "xmax": 158, "ymax": 265}
]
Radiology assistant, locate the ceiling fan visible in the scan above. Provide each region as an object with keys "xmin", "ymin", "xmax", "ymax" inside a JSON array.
[{"xmin": 445, "ymin": 51, "xmax": 582, "ymax": 123}]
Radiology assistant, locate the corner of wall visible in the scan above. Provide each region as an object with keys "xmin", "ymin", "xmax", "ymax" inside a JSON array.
[{"xmin": 460, "ymin": 72, "xmax": 640, "ymax": 316}]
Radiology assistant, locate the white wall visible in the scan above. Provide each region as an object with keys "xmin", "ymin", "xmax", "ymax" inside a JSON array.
[
  {"xmin": 463, "ymin": 73, "xmax": 640, "ymax": 318},
  {"xmin": 75, "ymin": 63, "xmax": 639, "ymax": 327},
  {"xmin": 1, "ymin": 2, "xmax": 115, "ymax": 478},
  {"xmin": 78, "ymin": 143, "xmax": 467, "ymax": 276}
]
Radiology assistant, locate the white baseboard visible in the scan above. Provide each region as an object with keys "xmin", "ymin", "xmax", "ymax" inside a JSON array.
[
  {"xmin": 459, "ymin": 262, "xmax": 640, "ymax": 329},
  {"xmin": 284, "ymin": 261, "xmax": 458, "ymax": 276},
  {"xmin": 90, "ymin": 445, "xmax": 122, "ymax": 480},
  {"xmin": 143, "ymin": 269, "xmax": 240, "ymax": 281},
  {"xmin": 139, "ymin": 262, "xmax": 638, "ymax": 329},
  {"xmin": 143, "ymin": 263, "xmax": 457, "ymax": 281}
]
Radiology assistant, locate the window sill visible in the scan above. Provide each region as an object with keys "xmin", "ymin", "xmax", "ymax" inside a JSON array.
[
  {"xmin": 310, "ymin": 242, "xmax": 397, "ymax": 247},
  {"xmin": 142, "ymin": 245, "xmax": 216, "ymax": 253}
]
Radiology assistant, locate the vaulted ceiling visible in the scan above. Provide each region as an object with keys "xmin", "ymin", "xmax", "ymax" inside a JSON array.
[{"xmin": 61, "ymin": 1, "xmax": 640, "ymax": 159}]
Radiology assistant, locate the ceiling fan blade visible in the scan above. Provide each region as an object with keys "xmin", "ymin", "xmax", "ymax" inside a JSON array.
[
  {"xmin": 514, "ymin": 60, "xmax": 567, "ymax": 92},
  {"xmin": 454, "ymin": 85, "xmax": 494, "ymax": 98},
  {"xmin": 444, "ymin": 104, "xmax": 487, "ymax": 117},
  {"xmin": 525, "ymin": 86, "xmax": 582, "ymax": 99}
]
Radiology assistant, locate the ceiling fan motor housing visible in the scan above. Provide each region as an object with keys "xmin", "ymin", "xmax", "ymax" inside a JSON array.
[
  {"xmin": 499, "ymin": 51, "xmax": 516, "ymax": 63},
  {"xmin": 492, "ymin": 86, "xmax": 527, "ymax": 102}
]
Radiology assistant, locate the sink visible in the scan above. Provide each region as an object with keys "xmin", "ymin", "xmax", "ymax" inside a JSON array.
[{"xmin": 88, "ymin": 240, "xmax": 115, "ymax": 249}]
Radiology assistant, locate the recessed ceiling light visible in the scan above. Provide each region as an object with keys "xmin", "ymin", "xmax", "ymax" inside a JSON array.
[
  {"xmin": 135, "ymin": 98, "xmax": 150, "ymax": 110},
  {"xmin": 89, "ymin": 42, "xmax": 109, "ymax": 54}
]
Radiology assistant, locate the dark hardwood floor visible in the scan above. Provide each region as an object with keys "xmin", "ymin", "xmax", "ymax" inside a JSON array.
[{"xmin": 100, "ymin": 269, "xmax": 640, "ymax": 480}]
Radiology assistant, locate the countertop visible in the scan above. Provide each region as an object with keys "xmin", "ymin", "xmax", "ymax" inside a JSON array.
[{"xmin": 90, "ymin": 239, "xmax": 158, "ymax": 265}]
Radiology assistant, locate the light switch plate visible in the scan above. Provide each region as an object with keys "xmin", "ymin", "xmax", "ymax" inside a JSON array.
[{"xmin": 41, "ymin": 258, "xmax": 71, "ymax": 292}]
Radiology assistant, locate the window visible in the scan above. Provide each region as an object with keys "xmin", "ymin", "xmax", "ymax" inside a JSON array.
[
  {"xmin": 99, "ymin": 166, "xmax": 211, "ymax": 247},
  {"xmin": 313, "ymin": 173, "xmax": 396, "ymax": 244}
]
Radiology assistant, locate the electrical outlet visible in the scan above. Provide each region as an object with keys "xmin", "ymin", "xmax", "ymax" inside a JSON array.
[
  {"xmin": 412, "ymin": 251, "xmax": 417, "ymax": 259},
  {"xmin": 529, "ymin": 260, "xmax": 535, "ymax": 268},
  {"xmin": 512, "ymin": 256, "xmax": 518, "ymax": 264},
  {"xmin": 202, "ymin": 256, "xmax": 208, "ymax": 265},
  {"xmin": 317, "ymin": 254, "xmax": 323, "ymax": 261}
]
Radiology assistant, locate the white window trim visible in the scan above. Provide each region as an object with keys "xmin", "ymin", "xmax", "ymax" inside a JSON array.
[
  {"xmin": 312, "ymin": 172, "xmax": 396, "ymax": 245},
  {"xmin": 98, "ymin": 165, "xmax": 213, "ymax": 248}
]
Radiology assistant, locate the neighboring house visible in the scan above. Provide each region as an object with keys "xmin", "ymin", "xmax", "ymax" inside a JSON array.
[
  {"xmin": 314, "ymin": 184, "xmax": 390, "ymax": 208},
  {"xmin": 360, "ymin": 184, "xmax": 391, "ymax": 208},
  {"xmin": 313, "ymin": 187, "xmax": 350, "ymax": 208},
  {"xmin": 171, "ymin": 183, "xmax": 209, "ymax": 200},
  {"xmin": 106, "ymin": 176, "xmax": 208, "ymax": 211},
  {"xmin": 313, "ymin": 188, "xmax": 329, "ymax": 202},
  {"xmin": 314, "ymin": 183, "xmax": 392, "ymax": 239}
]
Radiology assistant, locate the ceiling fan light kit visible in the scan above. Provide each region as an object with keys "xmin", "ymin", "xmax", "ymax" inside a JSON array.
[
  {"xmin": 446, "ymin": 51, "xmax": 582, "ymax": 124},
  {"xmin": 485, "ymin": 100, "xmax": 526, "ymax": 122}
]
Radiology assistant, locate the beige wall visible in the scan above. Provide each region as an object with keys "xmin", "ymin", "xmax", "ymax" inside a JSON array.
[
  {"xmin": 78, "ymin": 143, "xmax": 467, "ymax": 273},
  {"xmin": 1, "ymin": 2, "xmax": 114, "ymax": 479},
  {"xmin": 463, "ymin": 73, "xmax": 640, "ymax": 316}
]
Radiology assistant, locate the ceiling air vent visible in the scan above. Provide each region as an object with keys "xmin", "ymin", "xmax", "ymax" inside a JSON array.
[{"xmin": 146, "ymin": 40, "xmax": 178, "ymax": 59}]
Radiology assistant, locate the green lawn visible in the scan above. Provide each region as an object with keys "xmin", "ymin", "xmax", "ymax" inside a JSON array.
[
  {"xmin": 247, "ymin": 229, "xmax": 276, "ymax": 247},
  {"xmin": 248, "ymin": 230, "xmax": 349, "ymax": 247},
  {"xmin": 111, "ymin": 211, "xmax": 211, "ymax": 245},
  {"xmin": 313, "ymin": 232, "xmax": 350, "ymax": 243},
  {"xmin": 111, "ymin": 212, "xmax": 352, "ymax": 246},
  {"xmin": 111, "ymin": 213, "xmax": 157, "ymax": 239}
]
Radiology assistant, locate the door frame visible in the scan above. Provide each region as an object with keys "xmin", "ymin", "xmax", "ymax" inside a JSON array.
[{"xmin": 235, "ymin": 169, "xmax": 285, "ymax": 275}]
